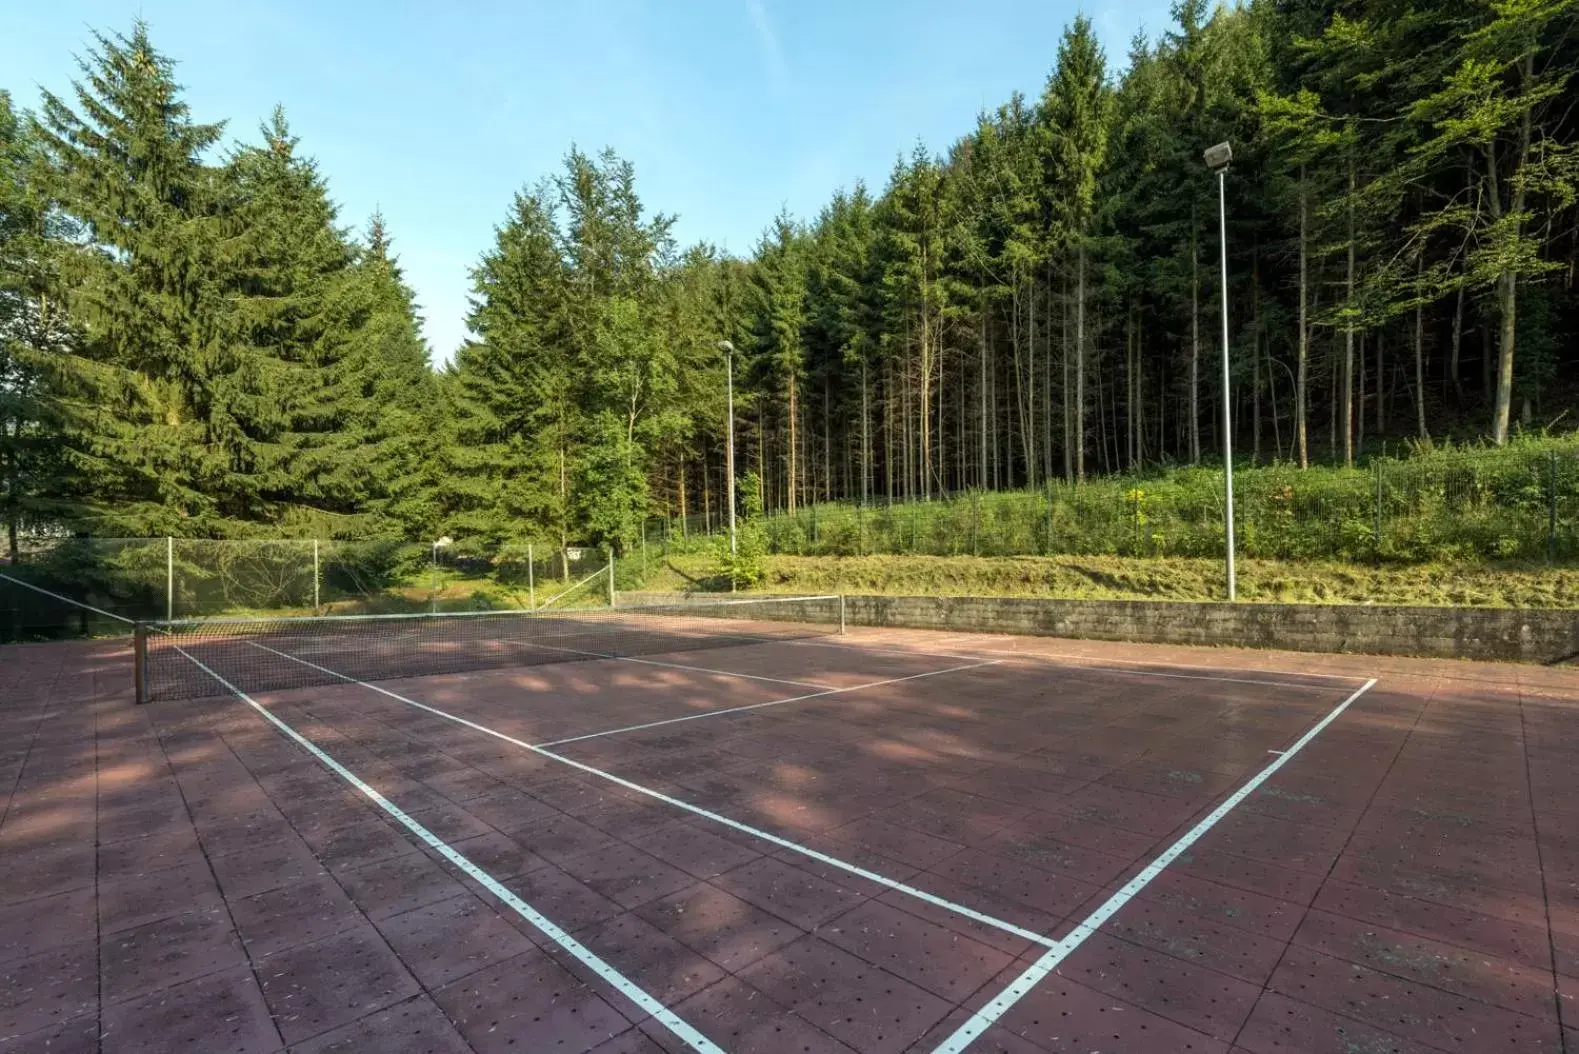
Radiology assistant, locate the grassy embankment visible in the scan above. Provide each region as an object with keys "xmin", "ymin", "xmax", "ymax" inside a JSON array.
[{"xmin": 641, "ymin": 551, "xmax": 1579, "ymax": 608}]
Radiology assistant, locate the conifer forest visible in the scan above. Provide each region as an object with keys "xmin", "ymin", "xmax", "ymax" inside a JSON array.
[{"xmin": 4, "ymin": 4, "xmax": 1579, "ymax": 560}]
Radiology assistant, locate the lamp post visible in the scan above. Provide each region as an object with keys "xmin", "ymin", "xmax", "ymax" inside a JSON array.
[
  {"xmin": 431, "ymin": 535, "xmax": 453, "ymax": 613},
  {"xmin": 717, "ymin": 341, "xmax": 738, "ymax": 564},
  {"xmin": 1204, "ymin": 141, "xmax": 1237, "ymax": 602}
]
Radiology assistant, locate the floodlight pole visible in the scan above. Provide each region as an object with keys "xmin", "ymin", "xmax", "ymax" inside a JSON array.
[
  {"xmin": 718, "ymin": 340, "xmax": 738, "ymax": 593},
  {"xmin": 430, "ymin": 536, "xmax": 453, "ymax": 614},
  {"xmin": 1207, "ymin": 142, "xmax": 1238, "ymax": 602}
]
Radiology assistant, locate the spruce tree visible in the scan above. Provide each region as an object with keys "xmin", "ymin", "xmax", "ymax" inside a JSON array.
[
  {"xmin": 445, "ymin": 189, "xmax": 575, "ymax": 547},
  {"xmin": 0, "ymin": 91, "xmax": 74, "ymax": 558},
  {"xmin": 34, "ymin": 24, "xmax": 234, "ymax": 534}
]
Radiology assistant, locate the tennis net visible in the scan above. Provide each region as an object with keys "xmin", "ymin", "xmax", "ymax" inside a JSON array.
[{"xmin": 135, "ymin": 594, "xmax": 845, "ymax": 703}]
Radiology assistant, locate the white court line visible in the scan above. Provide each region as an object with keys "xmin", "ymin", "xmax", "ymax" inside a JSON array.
[
  {"xmin": 242, "ymin": 641, "xmax": 1056, "ymax": 950},
  {"xmin": 168, "ymin": 646, "xmax": 722, "ymax": 1054},
  {"xmin": 783, "ymin": 634, "xmax": 1357, "ymax": 690},
  {"xmin": 978, "ymin": 649, "xmax": 1364, "ymax": 684},
  {"xmin": 1004, "ymin": 662, "xmax": 1352, "ymax": 692},
  {"xmin": 928, "ymin": 676, "xmax": 1379, "ymax": 1054},
  {"xmin": 511, "ymin": 639, "xmax": 835, "ymax": 690},
  {"xmin": 534, "ymin": 660, "xmax": 1002, "ymax": 747}
]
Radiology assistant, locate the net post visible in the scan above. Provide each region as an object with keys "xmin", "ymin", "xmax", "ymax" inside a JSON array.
[
  {"xmin": 838, "ymin": 594, "xmax": 846, "ymax": 635},
  {"xmin": 133, "ymin": 623, "xmax": 148, "ymax": 705},
  {"xmin": 312, "ymin": 539, "xmax": 321, "ymax": 613},
  {"xmin": 165, "ymin": 537, "xmax": 174, "ymax": 621},
  {"xmin": 527, "ymin": 543, "xmax": 536, "ymax": 609},
  {"xmin": 607, "ymin": 550, "xmax": 616, "ymax": 608}
]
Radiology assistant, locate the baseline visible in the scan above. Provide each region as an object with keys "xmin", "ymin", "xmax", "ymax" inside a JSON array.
[{"xmin": 786, "ymin": 633, "xmax": 1360, "ymax": 691}]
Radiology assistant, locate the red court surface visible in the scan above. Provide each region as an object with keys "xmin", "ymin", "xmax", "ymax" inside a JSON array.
[{"xmin": 2, "ymin": 624, "xmax": 1576, "ymax": 1053}]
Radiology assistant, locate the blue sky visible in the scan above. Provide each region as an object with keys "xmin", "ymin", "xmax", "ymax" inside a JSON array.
[{"xmin": 4, "ymin": 0, "xmax": 1172, "ymax": 364}]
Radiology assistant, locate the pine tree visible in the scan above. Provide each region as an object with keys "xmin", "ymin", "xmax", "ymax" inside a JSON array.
[
  {"xmin": 330, "ymin": 216, "xmax": 437, "ymax": 537},
  {"xmin": 745, "ymin": 211, "xmax": 809, "ymax": 512},
  {"xmin": 222, "ymin": 107, "xmax": 360, "ymax": 531},
  {"xmin": 1044, "ymin": 15, "xmax": 1112, "ymax": 481},
  {"xmin": 0, "ymin": 91, "xmax": 74, "ymax": 559},
  {"xmin": 34, "ymin": 24, "xmax": 236, "ymax": 534}
]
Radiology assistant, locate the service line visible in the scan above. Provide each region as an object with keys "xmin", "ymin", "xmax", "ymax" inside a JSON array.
[
  {"xmin": 241, "ymin": 640, "xmax": 1054, "ymax": 950},
  {"xmin": 170, "ymin": 646, "xmax": 723, "ymax": 1054}
]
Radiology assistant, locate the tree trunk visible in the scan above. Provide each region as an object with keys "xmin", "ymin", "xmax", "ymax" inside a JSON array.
[
  {"xmin": 1047, "ymin": 264, "xmax": 1057, "ymax": 484},
  {"xmin": 1251, "ymin": 256, "xmax": 1261, "ymax": 464},
  {"xmin": 678, "ymin": 455, "xmax": 688, "ymax": 532},
  {"xmin": 1190, "ymin": 222, "xmax": 1201, "ymax": 464},
  {"xmin": 884, "ymin": 361, "xmax": 895, "ymax": 502},
  {"xmin": 861, "ymin": 357, "xmax": 871, "ymax": 503},
  {"xmin": 1126, "ymin": 307, "xmax": 1136, "ymax": 470},
  {"xmin": 1489, "ymin": 55, "xmax": 1533, "ymax": 446},
  {"xmin": 1343, "ymin": 161, "xmax": 1356, "ymax": 468},
  {"xmin": 1493, "ymin": 269, "xmax": 1517, "ymax": 444},
  {"xmin": 787, "ymin": 378, "xmax": 798, "ymax": 514},
  {"xmin": 1296, "ymin": 172, "xmax": 1310, "ymax": 469},
  {"xmin": 1076, "ymin": 244, "xmax": 1086, "ymax": 482},
  {"xmin": 979, "ymin": 302, "xmax": 988, "ymax": 489},
  {"xmin": 1356, "ymin": 331, "xmax": 1367, "ymax": 456},
  {"xmin": 1375, "ymin": 331, "xmax": 1386, "ymax": 437},
  {"xmin": 1028, "ymin": 276, "xmax": 1038, "ymax": 488},
  {"xmin": 823, "ymin": 379, "xmax": 831, "ymax": 502},
  {"xmin": 1415, "ymin": 255, "xmax": 1429, "ymax": 440},
  {"xmin": 1266, "ymin": 336, "xmax": 1282, "ymax": 461},
  {"xmin": 1135, "ymin": 313, "xmax": 1146, "ymax": 465},
  {"xmin": 1450, "ymin": 283, "xmax": 1465, "ymax": 404},
  {"xmin": 920, "ymin": 316, "xmax": 933, "ymax": 502},
  {"xmin": 701, "ymin": 450, "xmax": 711, "ymax": 535}
]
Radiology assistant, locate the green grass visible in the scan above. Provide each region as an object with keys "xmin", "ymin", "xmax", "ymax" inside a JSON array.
[
  {"xmin": 641, "ymin": 552, "xmax": 1579, "ymax": 608},
  {"xmin": 754, "ymin": 434, "xmax": 1579, "ymax": 564}
]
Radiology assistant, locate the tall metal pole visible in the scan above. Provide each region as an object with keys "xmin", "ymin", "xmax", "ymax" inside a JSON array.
[
  {"xmin": 312, "ymin": 539, "xmax": 320, "ymax": 613},
  {"xmin": 166, "ymin": 536, "xmax": 174, "ymax": 621},
  {"xmin": 1218, "ymin": 167, "xmax": 1237, "ymax": 601}
]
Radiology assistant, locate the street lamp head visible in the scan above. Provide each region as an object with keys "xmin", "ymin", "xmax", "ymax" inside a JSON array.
[
  {"xmin": 717, "ymin": 339, "xmax": 735, "ymax": 354},
  {"xmin": 1204, "ymin": 141, "xmax": 1232, "ymax": 172}
]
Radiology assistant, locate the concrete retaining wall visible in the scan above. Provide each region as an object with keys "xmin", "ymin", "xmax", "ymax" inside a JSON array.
[{"xmin": 620, "ymin": 591, "xmax": 1577, "ymax": 664}]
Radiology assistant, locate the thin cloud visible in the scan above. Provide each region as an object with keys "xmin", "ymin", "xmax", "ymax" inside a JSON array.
[{"xmin": 746, "ymin": 0, "xmax": 790, "ymax": 94}]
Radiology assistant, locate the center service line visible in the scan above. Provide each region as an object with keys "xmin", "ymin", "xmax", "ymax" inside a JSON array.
[
  {"xmin": 927, "ymin": 676, "xmax": 1379, "ymax": 1053},
  {"xmin": 169, "ymin": 646, "xmax": 723, "ymax": 1054},
  {"xmin": 243, "ymin": 640, "xmax": 1055, "ymax": 950}
]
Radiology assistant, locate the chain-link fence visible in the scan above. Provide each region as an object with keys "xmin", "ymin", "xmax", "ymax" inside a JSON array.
[
  {"xmin": 0, "ymin": 536, "xmax": 632, "ymax": 642},
  {"xmin": 752, "ymin": 448, "xmax": 1579, "ymax": 563}
]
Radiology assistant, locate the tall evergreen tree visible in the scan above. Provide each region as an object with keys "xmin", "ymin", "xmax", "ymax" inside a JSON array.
[
  {"xmin": 1044, "ymin": 15, "xmax": 1112, "ymax": 481},
  {"xmin": 34, "ymin": 24, "xmax": 238, "ymax": 534},
  {"xmin": 0, "ymin": 91, "xmax": 73, "ymax": 559}
]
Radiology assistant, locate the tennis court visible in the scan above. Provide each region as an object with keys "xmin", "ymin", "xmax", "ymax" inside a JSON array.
[{"xmin": 2, "ymin": 599, "xmax": 1576, "ymax": 1053}]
